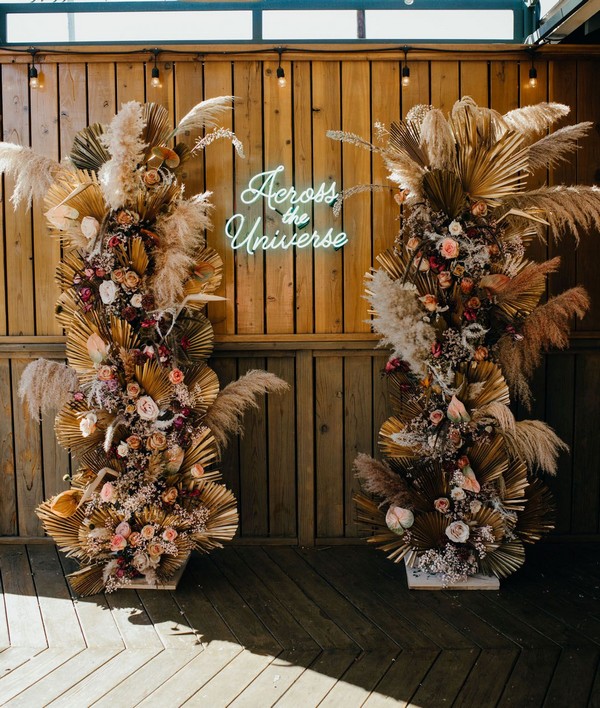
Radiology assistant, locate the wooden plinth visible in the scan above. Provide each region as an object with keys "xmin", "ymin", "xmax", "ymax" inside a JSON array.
[
  {"xmin": 127, "ymin": 559, "xmax": 189, "ymax": 591},
  {"xmin": 404, "ymin": 558, "xmax": 500, "ymax": 590}
]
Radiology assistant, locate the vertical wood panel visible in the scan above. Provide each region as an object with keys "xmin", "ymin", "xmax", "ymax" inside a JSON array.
[
  {"xmin": 0, "ymin": 360, "xmax": 16, "ymax": 534},
  {"xmin": 59, "ymin": 64, "xmax": 88, "ymax": 161},
  {"xmin": 204, "ymin": 61, "xmax": 235, "ymax": 334},
  {"xmin": 238, "ymin": 357, "xmax": 268, "ymax": 535},
  {"xmin": 116, "ymin": 62, "xmax": 145, "ymax": 105},
  {"xmin": 344, "ymin": 356, "xmax": 372, "ymax": 537},
  {"xmin": 490, "ymin": 60, "xmax": 519, "ymax": 113},
  {"xmin": 342, "ymin": 62, "xmax": 372, "ymax": 333},
  {"xmin": 267, "ymin": 357, "xmax": 296, "ymax": 536},
  {"xmin": 174, "ymin": 62, "xmax": 204, "ymax": 199},
  {"xmin": 460, "ymin": 61, "xmax": 489, "ymax": 106},
  {"xmin": 210, "ymin": 357, "xmax": 241, "ymax": 503},
  {"xmin": 264, "ymin": 61, "xmax": 295, "ymax": 334},
  {"xmin": 2, "ymin": 64, "xmax": 34, "ymax": 336},
  {"xmin": 296, "ymin": 350, "xmax": 315, "ymax": 545},
  {"xmin": 401, "ymin": 61, "xmax": 430, "ymax": 117},
  {"xmin": 293, "ymin": 62, "xmax": 314, "ymax": 334},
  {"xmin": 315, "ymin": 356, "xmax": 344, "ymax": 537},
  {"xmin": 145, "ymin": 61, "xmax": 174, "ymax": 124},
  {"xmin": 234, "ymin": 62, "xmax": 265, "ymax": 334},
  {"xmin": 430, "ymin": 61, "xmax": 460, "ymax": 113},
  {"xmin": 313, "ymin": 62, "xmax": 343, "ymax": 333},
  {"xmin": 87, "ymin": 63, "xmax": 116, "ymax": 122},
  {"xmin": 10, "ymin": 360, "xmax": 43, "ymax": 536}
]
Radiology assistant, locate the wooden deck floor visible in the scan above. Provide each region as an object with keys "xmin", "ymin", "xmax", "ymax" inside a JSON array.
[{"xmin": 0, "ymin": 542, "xmax": 598, "ymax": 707}]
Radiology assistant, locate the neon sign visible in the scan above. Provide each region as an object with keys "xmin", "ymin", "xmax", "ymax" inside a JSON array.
[{"xmin": 224, "ymin": 165, "xmax": 348, "ymax": 254}]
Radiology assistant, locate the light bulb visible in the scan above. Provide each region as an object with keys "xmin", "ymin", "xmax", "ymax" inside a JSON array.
[
  {"xmin": 276, "ymin": 66, "xmax": 286, "ymax": 88},
  {"xmin": 151, "ymin": 66, "xmax": 161, "ymax": 88},
  {"xmin": 29, "ymin": 66, "xmax": 39, "ymax": 89},
  {"xmin": 402, "ymin": 66, "xmax": 410, "ymax": 87},
  {"xmin": 528, "ymin": 67, "xmax": 537, "ymax": 88}
]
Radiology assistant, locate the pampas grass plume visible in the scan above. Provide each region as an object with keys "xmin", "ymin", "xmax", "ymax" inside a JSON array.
[
  {"xmin": 204, "ymin": 370, "xmax": 289, "ymax": 448},
  {"xmin": 18, "ymin": 359, "xmax": 79, "ymax": 420},
  {"xmin": 0, "ymin": 143, "xmax": 62, "ymax": 209},
  {"xmin": 354, "ymin": 452, "xmax": 412, "ymax": 507},
  {"xmin": 504, "ymin": 420, "xmax": 568, "ymax": 475}
]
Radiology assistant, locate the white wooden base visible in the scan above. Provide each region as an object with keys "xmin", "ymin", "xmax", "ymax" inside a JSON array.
[
  {"xmin": 127, "ymin": 559, "xmax": 189, "ymax": 591},
  {"xmin": 404, "ymin": 558, "xmax": 500, "ymax": 590}
]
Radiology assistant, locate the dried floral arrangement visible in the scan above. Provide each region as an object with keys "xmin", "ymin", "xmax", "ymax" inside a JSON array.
[
  {"xmin": 329, "ymin": 98, "xmax": 595, "ymax": 585},
  {"xmin": 1, "ymin": 98, "xmax": 287, "ymax": 595}
]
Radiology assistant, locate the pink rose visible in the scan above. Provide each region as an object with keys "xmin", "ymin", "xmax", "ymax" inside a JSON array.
[
  {"xmin": 162, "ymin": 527, "xmax": 178, "ymax": 542},
  {"xmin": 385, "ymin": 506, "xmax": 414, "ymax": 534},
  {"xmin": 434, "ymin": 497, "xmax": 450, "ymax": 513},
  {"xmin": 437, "ymin": 271, "xmax": 453, "ymax": 289},
  {"xmin": 126, "ymin": 382, "xmax": 141, "ymax": 398},
  {"xmin": 190, "ymin": 463, "xmax": 205, "ymax": 478},
  {"xmin": 471, "ymin": 201, "xmax": 488, "ymax": 216},
  {"xmin": 445, "ymin": 520, "xmax": 470, "ymax": 543},
  {"xmin": 96, "ymin": 365, "xmax": 114, "ymax": 381},
  {"xmin": 429, "ymin": 410, "xmax": 444, "ymax": 426},
  {"xmin": 136, "ymin": 395, "xmax": 159, "ymax": 421},
  {"xmin": 440, "ymin": 238, "xmax": 460, "ymax": 260},
  {"xmin": 100, "ymin": 482, "xmax": 115, "ymax": 503},
  {"xmin": 169, "ymin": 368, "xmax": 184, "ymax": 385},
  {"xmin": 447, "ymin": 395, "xmax": 471, "ymax": 423},
  {"xmin": 115, "ymin": 521, "xmax": 131, "ymax": 538},
  {"xmin": 419, "ymin": 294, "xmax": 438, "ymax": 312},
  {"xmin": 141, "ymin": 524, "xmax": 155, "ymax": 540},
  {"xmin": 110, "ymin": 534, "xmax": 127, "ymax": 552}
]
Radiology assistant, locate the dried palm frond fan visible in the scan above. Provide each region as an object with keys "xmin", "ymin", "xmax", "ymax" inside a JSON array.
[
  {"xmin": 3, "ymin": 98, "xmax": 288, "ymax": 595},
  {"xmin": 330, "ymin": 97, "xmax": 595, "ymax": 586}
]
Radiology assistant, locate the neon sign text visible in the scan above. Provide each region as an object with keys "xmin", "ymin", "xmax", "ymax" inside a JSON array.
[{"xmin": 225, "ymin": 165, "xmax": 348, "ymax": 254}]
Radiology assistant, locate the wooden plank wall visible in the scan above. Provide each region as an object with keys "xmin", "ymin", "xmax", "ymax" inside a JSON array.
[{"xmin": 0, "ymin": 51, "xmax": 599, "ymax": 541}]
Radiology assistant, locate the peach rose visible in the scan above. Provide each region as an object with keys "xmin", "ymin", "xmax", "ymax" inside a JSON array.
[
  {"xmin": 143, "ymin": 169, "xmax": 161, "ymax": 186},
  {"xmin": 434, "ymin": 497, "xmax": 450, "ymax": 513},
  {"xmin": 124, "ymin": 270, "xmax": 140, "ymax": 289},
  {"xmin": 169, "ymin": 368, "xmax": 184, "ymax": 385},
  {"xmin": 445, "ymin": 520, "xmax": 470, "ymax": 543},
  {"xmin": 471, "ymin": 201, "xmax": 488, "ymax": 216},
  {"xmin": 116, "ymin": 210, "xmax": 135, "ymax": 225},
  {"xmin": 437, "ymin": 271, "xmax": 453, "ymax": 289},
  {"xmin": 466, "ymin": 297, "xmax": 481, "ymax": 310},
  {"xmin": 406, "ymin": 237, "xmax": 420, "ymax": 252},
  {"xmin": 128, "ymin": 532, "xmax": 141, "ymax": 547},
  {"xmin": 473, "ymin": 346, "xmax": 489, "ymax": 361},
  {"xmin": 162, "ymin": 527, "xmax": 178, "ymax": 542},
  {"xmin": 112, "ymin": 268, "xmax": 126, "ymax": 283},
  {"xmin": 419, "ymin": 294, "xmax": 438, "ymax": 312},
  {"xmin": 440, "ymin": 238, "xmax": 460, "ymax": 259},
  {"xmin": 190, "ymin": 463, "xmax": 205, "ymax": 478},
  {"xmin": 126, "ymin": 382, "xmax": 141, "ymax": 398},
  {"xmin": 429, "ymin": 410, "xmax": 444, "ymax": 426},
  {"xmin": 126, "ymin": 434, "xmax": 142, "ymax": 449},
  {"xmin": 115, "ymin": 521, "xmax": 131, "ymax": 538},
  {"xmin": 147, "ymin": 541, "xmax": 164, "ymax": 557},
  {"xmin": 147, "ymin": 431, "xmax": 167, "ymax": 451},
  {"xmin": 460, "ymin": 277, "xmax": 474, "ymax": 295},
  {"xmin": 126, "ymin": 404, "xmax": 136, "ymax": 415},
  {"xmin": 96, "ymin": 365, "xmax": 114, "ymax": 381},
  {"xmin": 136, "ymin": 395, "xmax": 159, "ymax": 421},
  {"xmin": 141, "ymin": 524, "xmax": 155, "ymax": 540},
  {"xmin": 110, "ymin": 534, "xmax": 127, "ymax": 552},
  {"xmin": 100, "ymin": 481, "xmax": 116, "ymax": 502},
  {"xmin": 161, "ymin": 487, "xmax": 178, "ymax": 505}
]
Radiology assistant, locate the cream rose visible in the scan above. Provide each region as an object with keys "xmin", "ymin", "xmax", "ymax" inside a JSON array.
[
  {"xmin": 385, "ymin": 506, "xmax": 414, "ymax": 535},
  {"xmin": 99, "ymin": 279, "xmax": 119, "ymax": 305},
  {"xmin": 81, "ymin": 216, "xmax": 100, "ymax": 241},
  {"xmin": 124, "ymin": 270, "xmax": 140, "ymax": 289},
  {"xmin": 162, "ymin": 527, "xmax": 178, "ymax": 542},
  {"xmin": 132, "ymin": 552, "xmax": 151, "ymax": 572},
  {"xmin": 448, "ymin": 220, "xmax": 463, "ymax": 236},
  {"xmin": 190, "ymin": 463, "xmax": 205, "ymax": 478},
  {"xmin": 440, "ymin": 238, "xmax": 460, "ymax": 259},
  {"xmin": 470, "ymin": 500, "xmax": 482, "ymax": 514},
  {"xmin": 161, "ymin": 487, "xmax": 178, "ymax": 505},
  {"xmin": 451, "ymin": 487, "xmax": 466, "ymax": 501},
  {"xmin": 148, "ymin": 431, "xmax": 167, "ymax": 451},
  {"xmin": 434, "ymin": 497, "xmax": 450, "ymax": 513},
  {"xmin": 100, "ymin": 481, "xmax": 115, "ymax": 502},
  {"xmin": 141, "ymin": 524, "xmax": 155, "ymax": 540},
  {"xmin": 471, "ymin": 201, "xmax": 488, "ymax": 216},
  {"xmin": 437, "ymin": 271, "xmax": 453, "ymax": 289},
  {"xmin": 136, "ymin": 395, "xmax": 159, "ymax": 421},
  {"xmin": 79, "ymin": 412, "xmax": 97, "ymax": 438},
  {"xmin": 446, "ymin": 520, "xmax": 470, "ymax": 543},
  {"xmin": 116, "ymin": 441, "xmax": 129, "ymax": 457},
  {"xmin": 130, "ymin": 293, "xmax": 143, "ymax": 308},
  {"xmin": 406, "ymin": 237, "xmax": 420, "ymax": 252},
  {"xmin": 115, "ymin": 521, "xmax": 131, "ymax": 538}
]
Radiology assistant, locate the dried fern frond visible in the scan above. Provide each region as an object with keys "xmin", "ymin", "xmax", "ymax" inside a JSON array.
[
  {"xmin": 0, "ymin": 143, "xmax": 64, "ymax": 208},
  {"xmin": 527, "ymin": 122, "xmax": 592, "ymax": 171},
  {"xmin": 204, "ymin": 370, "xmax": 289, "ymax": 448},
  {"xmin": 503, "ymin": 420, "xmax": 568, "ymax": 475},
  {"xmin": 18, "ymin": 358, "xmax": 79, "ymax": 420},
  {"xmin": 353, "ymin": 452, "xmax": 412, "ymax": 508},
  {"xmin": 503, "ymin": 102, "xmax": 570, "ymax": 141}
]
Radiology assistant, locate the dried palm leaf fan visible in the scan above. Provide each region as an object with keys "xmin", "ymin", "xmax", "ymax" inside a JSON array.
[
  {"xmin": 70, "ymin": 124, "xmax": 110, "ymax": 173},
  {"xmin": 329, "ymin": 96, "xmax": 592, "ymax": 587}
]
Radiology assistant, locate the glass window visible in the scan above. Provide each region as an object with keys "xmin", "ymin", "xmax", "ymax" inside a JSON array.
[
  {"xmin": 366, "ymin": 9, "xmax": 514, "ymax": 40},
  {"xmin": 263, "ymin": 10, "xmax": 358, "ymax": 40}
]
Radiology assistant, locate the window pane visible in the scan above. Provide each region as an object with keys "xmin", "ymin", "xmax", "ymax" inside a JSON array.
[
  {"xmin": 263, "ymin": 10, "xmax": 357, "ymax": 40},
  {"xmin": 6, "ymin": 10, "xmax": 253, "ymax": 43},
  {"xmin": 366, "ymin": 9, "xmax": 514, "ymax": 40}
]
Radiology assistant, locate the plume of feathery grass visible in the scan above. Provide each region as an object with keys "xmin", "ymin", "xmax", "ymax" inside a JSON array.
[
  {"xmin": 170, "ymin": 96, "xmax": 234, "ymax": 139},
  {"xmin": 151, "ymin": 193, "xmax": 213, "ymax": 308},
  {"xmin": 0, "ymin": 143, "xmax": 63, "ymax": 209},
  {"xmin": 520, "ymin": 287, "xmax": 590, "ymax": 374},
  {"xmin": 496, "ymin": 337, "xmax": 533, "ymax": 409},
  {"xmin": 503, "ymin": 420, "xmax": 568, "ymax": 475},
  {"xmin": 18, "ymin": 359, "xmax": 79, "ymax": 420},
  {"xmin": 366, "ymin": 269, "xmax": 436, "ymax": 376},
  {"xmin": 354, "ymin": 452, "xmax": 412, "ymax": 507},
  {"xmin": 204, "ymin": 370, "xmax": 289, "ymax": 448},
  {"xmin": 193, "ymin": 128, "xmax": 245, "ymax": 157},
  {"xmin": 503, "ymin": 102, "xmax": 570, "ymax": 141},
  {"xmin": 527, "ymin": 122, "xmax": 592, "ymax": 171},
  {"xmin": 497, "ymin": 257, "xmax": 560, "ymax": 302},
  {"xmin": 98, "ymin": 101, "xmax": 147, "ymax": 210},
  {"xmin": 419, "ymin": 108, "xmax": 456, "ymax": 171},
  {"xmin": 504, "ymin": 185, "xmax": 600, "ymax": 242},
  {"xmin": 332, "ymin": 185, "xmax": 386, "ymax": 217},
  {"xmin": 472, "ymin": 401, "xmax": 516, "ymax": 433}
]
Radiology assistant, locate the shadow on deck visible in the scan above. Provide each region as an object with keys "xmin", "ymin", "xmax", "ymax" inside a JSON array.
[{"xmin": 0, "ymin": 542, "xmax": 598, "ymax": 706}]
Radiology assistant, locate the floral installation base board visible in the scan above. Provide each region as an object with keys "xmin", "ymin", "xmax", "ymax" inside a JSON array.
[
  {"xmin": 404, "ymin": 558, "xmax": 499, "ymax": 590},
  {"xmin": 127, "ymin": 557, "xmax": 189, "ymax": 590}
]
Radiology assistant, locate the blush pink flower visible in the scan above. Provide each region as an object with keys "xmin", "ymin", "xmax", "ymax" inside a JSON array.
[
  {"xmin": 100, "ymin": 482, "xmax": 115, "ymax": 503},
  {"xmin": 385, "ymin": 506, "xmax": 414, "ymax": 534},
  {"xmin": 434, "ymin": 497, "xmax": 450, "ymax": 513},
  {"xmin": 110, "ymin": 534, "xmax": 127, "ymax": 552},
  {"xmin": 440, "ymin": 238, "xmax": 460, "ymax": 259},
  {"xmin": 115, "ymin": 521, "xmax": 131, "ymax": 538},
  {"xmin": 445, "ymin": 520, "xmax": 470, "ymax": 543},
  {"xmin": 162, "ymin": 527, "xmax": 178, "ymax": 542},
  {"xmin": 169, "ymin": 368, "xmax": 184, "ymax": 385}
]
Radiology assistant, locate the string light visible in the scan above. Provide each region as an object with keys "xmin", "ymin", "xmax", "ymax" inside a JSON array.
[
  {"xmin": 276, "ymin": 47, "xmax": 287, "ymax": 88},
  {"xmin": 402, "ymin": 46, "xmax": 410, "ymax": 87},
  {"xmin": 528, "ymin": 50, "xmax": 538, "ymax": 88},
  {"xmin": 150, "ymin": 48, "xmax": 161, "ymax": 88},
  {"xmin": 28, "ymin": 48, "xmax": 39, "ymax": 89}
]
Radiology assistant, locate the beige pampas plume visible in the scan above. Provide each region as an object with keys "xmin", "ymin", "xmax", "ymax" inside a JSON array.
[
  {"xmin": 503, "ymin": 102, "xmax": 570, "ymax": 141},
  {"xmin": 170, "ymin": 96, "xmax": 235, "ymax": 138},
  {"xmin": 527, "ymin": 122, "xmax": 593, "ymax": 171},
  {"xmin": 496, "ymin": 337, "xmax": 532, "ymax": 409},
  {"xmin": 420, "ymin": 108, "xmax": 456, "ymax": 170},
  {"xmin": 354, "ymin": 453, "xmax": 412, "ymax": 507},
  {"xmin": 0, "ymin": 143, "xmax": 62, "ymax": 209},
  {"xmin": 472, "ymin": 401, "xmax": 516, "ymax": 433},
  {"xmin": 18, "ymin": 359, "xmax": 79, "ymax": 420},
  {"xmin": 204, "ymin": 370, "xmax": 290, "ymax": 448},
  {"xmin": 151, "ymin": 193, "xmax": 213, "ymax": 308},
  {"xmin": 98, "ymin": 101, "xmax": 147, "ymax": 210},
  {"xmin": 193, "ymin": 128, "xmax": 245, "ymax": 157},
  {"xmin": 503, "ymin": 420, "xmax": 568, "ymax": 475}
]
